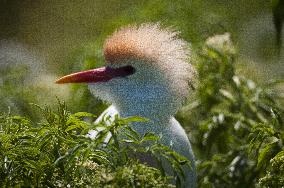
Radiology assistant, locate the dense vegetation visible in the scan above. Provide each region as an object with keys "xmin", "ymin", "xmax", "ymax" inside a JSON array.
[
  {"xmin": 185, "ymin": 33, "xmax": 284, "ymax": 187},
  {"xmin": 0, "ymin": 101, "xmax": 186, "ymax": 187},
  {"xmin": 0, "ymin": 1, "xmax": 284, "ymax": 187},
  {"xmin": 0, "ymin": 33, "xmax": 283, "ymax": 187}
]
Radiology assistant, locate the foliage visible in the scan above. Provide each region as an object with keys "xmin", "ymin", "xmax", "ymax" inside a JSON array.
[
  {"xmin": 0, "ymin": 33, "xmax": 284, "ymax": 187},
  {"xmin": 0, "ymin": 1, "xmax": 283, "ymax": 187},
  {"xmin": 0, "ymin": 101, "xmax": 190, "ymax": 187},
  {"xmin": 249, "ymin": 115, "xmax": 284, "ymax": 187},
  {"xmin": 179, "ymin": 33, "xmax": 284, "ymax": 187}
]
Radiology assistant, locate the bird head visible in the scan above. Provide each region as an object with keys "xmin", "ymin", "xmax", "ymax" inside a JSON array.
[{"xmin": 56, "ymin": 23, "xmax": 195, "ymax": 118}]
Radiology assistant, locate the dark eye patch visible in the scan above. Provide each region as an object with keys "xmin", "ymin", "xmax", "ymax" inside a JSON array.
[{"xmin": 105, "ymin": 65, "xmax": 136, "ymax": 78}]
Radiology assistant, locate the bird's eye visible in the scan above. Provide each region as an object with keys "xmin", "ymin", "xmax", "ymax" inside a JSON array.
[
  {"xmin": 105, "ymin": 65, "xmax": 136, "ymax": 78},
  {"xmin": 122, "ymin": 65, "xmax": 136, "ymax": 75}
]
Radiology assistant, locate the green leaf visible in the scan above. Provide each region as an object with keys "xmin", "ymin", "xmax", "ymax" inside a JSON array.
[
  {"xmin": 73, "ymin": 112, "xmax": 96, "ymax": 119},
  {"xmin": 257, "ymin": 141, "xmax": 280, "ymax": 169},
  {"xmin": 142, "ymin": 132, "xmax": 159, "ymax": 142},
  {"xmin": 122, "ymin": 116, "xmax": 149, "ymax": 123}
]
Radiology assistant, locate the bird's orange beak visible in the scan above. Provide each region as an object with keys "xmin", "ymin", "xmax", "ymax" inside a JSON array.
[{"xmin": 55, "ymin": 65, "xmax": 135, "ymax": 84}]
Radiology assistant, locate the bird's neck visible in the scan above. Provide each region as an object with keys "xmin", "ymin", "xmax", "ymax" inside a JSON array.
[
  {"xmin": 113, "ymin": 100, "xmax": 173, "ymax": 126},
  {"xmin": 90, "ymin": 78, "xmax": 181, "ymax": 126},
  {"xmin": 112, "ymin": 102, "xmax": 174, "ymax": 138}
]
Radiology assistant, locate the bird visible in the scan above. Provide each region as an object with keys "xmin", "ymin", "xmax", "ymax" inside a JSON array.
[{"xmin": 56, "ymin": 23, "xmax": 196, "ymax": 188}]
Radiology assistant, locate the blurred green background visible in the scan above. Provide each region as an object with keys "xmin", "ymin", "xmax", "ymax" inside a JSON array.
[{"xmin": 0, "ymin": 1, "xmax": 284, "ymax": 187}]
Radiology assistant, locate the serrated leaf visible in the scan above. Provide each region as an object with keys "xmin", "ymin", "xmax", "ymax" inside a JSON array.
[
  {"xmin": 142, "ymin": 132, "xmax": 159, "ymax": 142},
  {"xmin": 65, "ymin": 123, "xmax": 83, "ymax": 132},
  {"xmin": 257, "ymin": 141, "xmax": 279, "ymax": 169}
]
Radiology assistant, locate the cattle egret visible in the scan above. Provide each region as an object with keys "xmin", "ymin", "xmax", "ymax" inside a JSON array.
[{"xmin": 56, "ymin": 23, "xmax": 196, "ymax": 187}]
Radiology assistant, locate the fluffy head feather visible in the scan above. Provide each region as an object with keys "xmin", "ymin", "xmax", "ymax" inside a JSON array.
[
  {"xmin": 104, "ymin": 23, "xmax": 189, "ymax": 64},
  {"xmin": 103, "ymin": 23, "xmax": 195, "ymax": 104}
]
